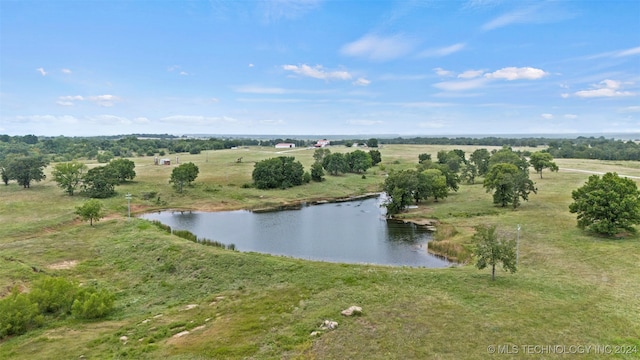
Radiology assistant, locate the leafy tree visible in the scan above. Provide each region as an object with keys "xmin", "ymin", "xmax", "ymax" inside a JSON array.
[
  {"xmin": 1, "ymin": 167, "xmax": 8, "ymax": 185},
  {"xmin": 313, "ymin": 148, "xmax": 331, "ymax": 163},
  {"xmin": 418, "ymin": 153, "xmax": 431, "ymax": 163},
  {"xmin": 529, "ymin": 151, "xmax": 559, "ymax": 178},
  {"xmin": 75, "ymin": 199, "xmax": 105, "ymax": 226},
  {"xmin": 322, "ymin": 153, "xmax": 348, "ymax": 175},
  {"xmin": 460, "ymin": 163, "xmax": 478, "ymax": 184},
  {"xmin": 252, "ymin": 157, "xmax": 303, "ymax": 189},
  {"xmin": 345, "ymin": 150, "xmax": 372, "ymax": 173},
  {"xmin": 483, "ymin": 163, "xmax": 536, "ymax": 209},
  {"xmin": 470, "ymin": 148, "xmax": 491, "ymax": 176},
  {"xmin": 82, "ymin": 166, "xmax": 118, "ymax": 198},
  {"xmin": 4, "ymin": 155, "xmax": 48, "ymax": 188},
  {"xmin": 369, "ymin": 149, "xmax": 382, "ymax": 166},
  {"xmin": 310, "ymin": 162, "xmax": 325, "ymax": 182},
  {"xmin": 383, "ymin": 169, "xmax": 419, "ymax": 215},
  {"xmin": 170, "ymin": 162, "xmax": 200, "ymax": 192},
  {"xmin": 569, "ymin": 172, "xmax": 640, "ymax": 236},
  {"xmin": 366, "ymin": 138, "xmax": 378, "ymax": 147},
  {"xmin": 52, "ymin": 161, "xmax": 87, "ymax": 195},
  {"xmin": 106, "ymin": 158, "xmax": 136, "ymax": 183},
  {"xmin": 421, "ymin": 168, "xmax": 448, "ymax": 201},
  {"xmin": 489, "ymin": 146, "xmax": 529, "ymax": 172},
  {"xmin": 96, "ymin": 151, "xmax": 114, "ymax": 163},
  {"xmin": 474, "ymin": 224, "xmax": 517, "ymax": 280},
  {"xmin": 434, "ymin": 164, "xmax": 460, "ymax": 192},
  {"xmin": 0, "ymin": 287, "xmax": 44, "ymax": 338}
]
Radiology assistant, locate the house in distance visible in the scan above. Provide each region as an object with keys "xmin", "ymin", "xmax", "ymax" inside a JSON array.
[{"xmin": 275, "ymin": 143, "xmax": 296, "ymax": 149}]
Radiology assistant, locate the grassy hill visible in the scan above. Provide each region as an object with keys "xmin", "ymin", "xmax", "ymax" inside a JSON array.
[{"xmin": 1, "ymin": 145, "xmax": 639, "ymax": 359}]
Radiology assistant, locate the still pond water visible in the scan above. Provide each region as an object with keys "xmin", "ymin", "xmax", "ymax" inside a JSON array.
[{"xmin": 141, "ymin": 195, "xmax": 450, "ymax": 267}]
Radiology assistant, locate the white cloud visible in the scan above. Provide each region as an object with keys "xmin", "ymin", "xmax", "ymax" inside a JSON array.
[
  {"xmin": 59, "ymin": 95, "xmax": 85, "ymax": 101},
  {"xmin": 574, "ymin": 79, "xmax": 635, "ymax": 98},
  {"xmin": 133, "ymin": 117, "xmax": 150, "ymax": 124},
  {"xmin": 433, "ymin": 78, "xmax": 489, "ymax": 91},
  {"xmin": 433, "ymin": 67, "xmax": 454, "ymax": 77},
  {"xmin": 352, "ymin": 78, "xmax": 371, "ymax": 86},
  {"xmin": 56, "ymin": 101, "xmax": 74, "ymax": 106},
  {"xmin": 61, "ymin": 68, "xmax": 72, "ymax": 74},
  {"xmin": 36, "ymin": 67, "xmax": 47, "ymax": 76},
  {"xmin": 484, "ymin": 67, "xmax": 547, "ymax": 80},
  {"xmin": 88, "ymin": 94, "xmax": 121, "ymax": 107},
  {"xmin": 481, "ymin": 4, "xmax": 571, "ymax": 31},
  {"xmin": 248, "ymin": 63, "xmax": 254, "ymax": 67},
  {"xmin": 561, "ymin": 93, "xmax": 570, "ymax": 98},
  {"xmin": 458, "ymin": 69, "xmax": 484, "ymax": 79},
  {"xmin": 564, "ymin": 114, "xmax": 578, "ymax": 119},
  {"xmin": 340, "ymin": 34, "xmax": 415, "ymax": 61},
  {"xmin": 179, "ymin": 71, "xmax": 189, "ymax": 76},
  {"xmin": 282, "ymin": 64, "xmax": 352, "ymax": 81},
  {"xmin": 347, "ymin": 119, "xmax": 383, "ymax": 126},
  {"xmin": 419, "ymin": 43, "xmax": 466, "ymax": 57},
  {"xmin": 616, "ymin": 46, "xmax": 640, "ymax": 57},
  {"xmin": 541, "ymin": 113, "xmax": 554, "ymax": 119}
]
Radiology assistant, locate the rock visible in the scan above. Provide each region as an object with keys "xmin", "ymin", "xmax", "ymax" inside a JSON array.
[
  {"xmin": 119, "ymin": 336, "xmax": 128, "ymax": 343},
  {"xmin": 341, "ymin": 306, "xmax": 362, "ymax": 316},
  {"xmin": 173, "ymin": 330, "xmax": 190, "ymax": 338},
  {"xmin": 183, "ymin": 304, "xmax": 198, "ymax": 310},
  {"xmin": 320, "ymin": 320, "xmax": 338, "ymax": 330},
  {"xmin": 310, "ymin": 331, "xmax": 321, "ymax": 337},
  {"xmin": 192, "ymin": 325, "xmax": 206, "ymax": 332}
]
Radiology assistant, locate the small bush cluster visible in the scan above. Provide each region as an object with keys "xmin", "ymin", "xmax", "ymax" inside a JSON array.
[{"xmin": 0, "ymin": 277, "xmax": 115, "ymax": 339}]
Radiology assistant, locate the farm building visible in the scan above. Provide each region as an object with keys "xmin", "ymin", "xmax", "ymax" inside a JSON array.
[
  {"xmin": 315, "ymin": 139, "xmax": 330, "ymax": 147},
  {"xmin": 275, "ymin": 143, "xmax": 296, "ymax": 149}
]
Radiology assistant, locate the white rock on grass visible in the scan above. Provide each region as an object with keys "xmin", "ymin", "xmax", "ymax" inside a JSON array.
[{"xmin": 341, "ymin": 306, "xmax": 362, "ymax": 316}]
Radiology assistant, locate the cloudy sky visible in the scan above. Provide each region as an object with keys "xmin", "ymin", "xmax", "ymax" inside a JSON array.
[{"xmin": 1, "ymin": 0, "xmax": 639, "ymax": 137}]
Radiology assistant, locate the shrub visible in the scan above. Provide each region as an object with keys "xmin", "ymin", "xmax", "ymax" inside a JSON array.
[
  {"xmin": 71, "ymin": 288, "xmax": 115, "ymax": 319},
  {"xmin": 0, "ymin": 287, "xmax": 44, "ymax": 338},
  {"xmin": 29, "ymin": 277, "xmax": 77, "ymax": 315}
]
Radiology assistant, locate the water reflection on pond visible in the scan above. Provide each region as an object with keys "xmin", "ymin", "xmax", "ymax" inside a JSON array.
[{"xmin": 141, "ymin": 195, "xmax": 450, "ymax": 267}]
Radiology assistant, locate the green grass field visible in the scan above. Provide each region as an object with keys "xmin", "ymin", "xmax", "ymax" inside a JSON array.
[{"xmin": 1, "ymin": 145, "xmax": 639, "ymax": 359}]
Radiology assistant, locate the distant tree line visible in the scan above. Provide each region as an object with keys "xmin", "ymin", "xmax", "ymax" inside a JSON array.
[{"xmin": 2, "ymin": 134, "xmax": 640, "ymax": 164}]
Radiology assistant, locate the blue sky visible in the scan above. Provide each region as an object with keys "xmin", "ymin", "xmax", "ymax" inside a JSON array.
[{"xmin": 1, "ymin": 0, "xmax": 639, "ymax": 137}]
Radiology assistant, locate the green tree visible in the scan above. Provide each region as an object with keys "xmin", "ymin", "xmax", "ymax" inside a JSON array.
[
  {"xmin": 252, "ymin": 157, "xmax": 303, "ymax": 189},
  {"xmin": 460, "ymin": 163, "xmax": 478, "ymax": 184},
  {"xmin": 52, "ymin": 161, "xmax": 87, "ymax": 195},
  {"xmin": 474, "ymin": 224, "xmax": 517, "ymax": 281},
  {"xmin": 106, "ymin": 158, "xmax": 136, "ymax": 183},
  {"xmin": 421, "ymin": 169, "xmax": 449, "ymax": 202},
  {"xmin": 366, "ymin": 138, "xmax": 379, "ymax": 147},
  {"xmin": 483, "ymin": 163, "xmax": 536, "ymax": 208},
  {"xmin": 82, "ymin": 166, "xmax": 118, "ymax": 198},
  {"xmin": 4, "ymin": 155, "xmax": 48, "ymax": 188},
  {"xmin": 322, "ymin": 153, "xmax": 348, "ymax": 175},
  {"xmin": 96, "ymin": 151, "xmax": 114, "ymax": 163},
  {"xmin": 489, "ymin": 146, "xmax": 529, "ymax": 172},
  {"xmin": 310, "ymin": 162, "xmax": 325, "ymax": 182},
  {"xmin": 369, "ymin": 149, "xmax": 382, "ymax": 166},
  {"xmin": 345, "ymin": 150, "xmax": 372, "ymax": 173},
  {"xmin": 75, "ymin": 199, "xmax": 105, "ymax": 226},
  {"xmin": 313, "ymin": 148, "xmax": 330, "ymax": 163},
  {"xmin": 569, "ymin": 172, "xmax": 640, "ymax": 236},
  {"xmin": 170, "ymin": 162, "xmax": 199, "ymax": 192},
  {"xmin": 529, "ymin": 151, "xmax": 559, "ymax": 178},
  {"xmin": 470, "ymin": 148, "xmax": 491, "ymax": 176},
  {"xmin": 418, "ymin": 153, "xmax": 431, "ymax": 163},
  {"xmin": 383, "ymin": 169, "xmax": 419, "ymax": 215},
  {"xmin": 1, "ymin": 167, "xmax": 8, "ymax": 185}
]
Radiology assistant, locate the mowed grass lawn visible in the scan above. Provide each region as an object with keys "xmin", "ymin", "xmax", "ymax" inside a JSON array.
[{"xmin": 1, "ymin": 145, "xmax": 639, "ymax": 359}]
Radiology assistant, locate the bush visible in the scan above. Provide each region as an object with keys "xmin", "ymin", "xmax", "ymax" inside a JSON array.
[
  {"xmin": 0, "ymin": 287, "xmax": 44, "ymax": 338},
  {"xmin": 71, "ymin": 288, "xmax": 115, "ymax": 319},
  {"xmin": 29, "ymin": 277, "xmax": 77, "ymax": 315}
]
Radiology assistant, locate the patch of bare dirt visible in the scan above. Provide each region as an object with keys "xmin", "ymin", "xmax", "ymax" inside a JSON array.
[{"xmin": 48, "ymin": 260, "xmax": 78, "ymax": 270}]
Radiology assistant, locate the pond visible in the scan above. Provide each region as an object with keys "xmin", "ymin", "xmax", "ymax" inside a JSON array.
[{"xmin": 140, "ymin": 194, "xmax": 450, "ymax": 267}]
